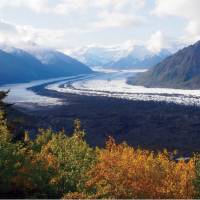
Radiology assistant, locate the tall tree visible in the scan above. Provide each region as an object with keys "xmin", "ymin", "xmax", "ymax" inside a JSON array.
[{"xmin": 0, "ymin": 90, "xmax": 9, "ymax": 116}]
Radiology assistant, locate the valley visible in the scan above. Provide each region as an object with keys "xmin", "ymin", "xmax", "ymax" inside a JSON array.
[
  {"xmin": 1, "ymin": 1, "xmax": 200, "ymax": 198},
  {"xmin": 2, "ymin": 68, "xmax": 200, "ymax": 156}
]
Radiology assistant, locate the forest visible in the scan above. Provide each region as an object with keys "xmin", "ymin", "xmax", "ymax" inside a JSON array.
[{"xmin": 0, "ymin": 91, "xmax": 200, "ymax": 199}]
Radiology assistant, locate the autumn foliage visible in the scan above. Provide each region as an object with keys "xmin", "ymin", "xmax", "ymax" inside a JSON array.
[
  {"xmin": 85, "ymin": 137, "xmax": 196, "ymax": 199},
  {"xmin": 0, "ymin": 92, "xmax": 199, "ymax": 199}
]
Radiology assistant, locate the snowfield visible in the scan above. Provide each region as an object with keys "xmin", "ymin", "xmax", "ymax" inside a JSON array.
[{"xmin": 47, "ymin": 69, "xmax": 200, "ymax": 106}]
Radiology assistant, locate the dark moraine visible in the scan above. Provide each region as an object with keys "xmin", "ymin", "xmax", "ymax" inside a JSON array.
[{"xmin": 9, "ymin": 82, "xmax": 200, "ymax": 157}]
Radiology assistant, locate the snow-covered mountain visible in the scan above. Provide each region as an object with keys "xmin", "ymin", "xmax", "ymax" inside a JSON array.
[
  {"xmin": 67, "ymin": 44, "xmax": 133, "ymax": 67},
  {"xmin": 27, "ymin": 47, "xmax": 92, "ymax": 76},
  {"xmin": 108, "ymin": 49, "xmax": 171, "ymax": 69},
  {"xmin": 68, "ymin": 44, "xmax": 172, "ymax": 69}
]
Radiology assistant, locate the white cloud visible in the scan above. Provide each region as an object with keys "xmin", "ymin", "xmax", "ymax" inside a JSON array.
[
  {"xmin": 53, "ymin": 0, "xmax": 92, "ymax": 15},
  {"xmin": 0, "ymin": 0, "xmax": 146, "ymax": 31},
  {"xmin": 153, "ymin": 0, "xmax": 200, "ymax": 44},
  {"xmin": 2, "ymin": 0, "xmax": 189, "ymax": 53},
  {"xmin": 0, "ymin": 0, "xmax": 146, "ymax": 15},
  {"xmin": 95, "ymin": 0, "xmax": 145, "ymax": 12},
  {"xmin": 153, "ymin": 0, "xmax": 200, "ymax": 18},
  {"xmin": 0, "ymin": 0, "xmax": 94, "ymax": 15},
  {"xmin": 184, "ymin": 21, "xmax": 200, "ymax": 43},
  {"xmin": 147, "ymin": 31, "xmax": 170, "ymax": 53},
  {"xmin": 92, "ymin": 12, "xmax": 144, "ymax": 30},
  {"xmin": 0, "ymin": 19, "xmax": 65, "ymax": 48},
  {"xmin": 91, "ymin": 0, "xmax": 146, "ymax": 30},
  {"xmin": 0, "ymin": 0, "xmax": 51, "ymax": 13},
  {"xmin": 0, "ymin": 19, "xmax": 16, "ymax": 34}
]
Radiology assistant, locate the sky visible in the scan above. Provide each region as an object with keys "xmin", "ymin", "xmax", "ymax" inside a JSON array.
[{"xmin": 0, "ymin": 0, "xmax": 200, "ymax": 52}]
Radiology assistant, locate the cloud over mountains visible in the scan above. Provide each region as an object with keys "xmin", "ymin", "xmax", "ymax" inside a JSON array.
[{"xmin": 0, "ymin": 0, "xmax": 199, "ymax": 51}]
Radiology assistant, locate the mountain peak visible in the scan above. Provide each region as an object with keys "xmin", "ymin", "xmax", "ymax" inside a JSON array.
[{"xmin": 194, "ymin": 40, "xmax": 200, "ymax": 46}]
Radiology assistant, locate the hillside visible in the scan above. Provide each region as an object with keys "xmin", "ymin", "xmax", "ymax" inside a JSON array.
[
  {"xmin": 129, "ymin": 41, "xmax": 200, "ymax": 89},
  {"xmin": 0, "ymin": 47, "xmax": 92, "ymax": 85},
  {"xmin": 28, "ymin": 48, "xmax": 92, "ymax": 77}
]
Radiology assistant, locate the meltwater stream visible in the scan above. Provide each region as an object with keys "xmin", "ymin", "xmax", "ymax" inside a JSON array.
[{"xmin": 0, "ymin": 75, "xmax": 91, "ymax": 108}]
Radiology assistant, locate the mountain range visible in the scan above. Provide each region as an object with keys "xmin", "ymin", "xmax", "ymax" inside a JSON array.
[
  {"xmin": 68, "ymin": 45, "xmax": 127, "ymax": 67},
  {"xmin": 108, "ymin": 49, "xmax": 171, "ymax": 69},
  {"xmin": 69, "ymin": 45, "xmax": 171, "ymax": 69},
  {"xmin": 0, "ymin": 46, "xmax": 92, "ymax": 85},
  {"xmin": 129, "ymin": 40, "xmax": 200, "ymax": 89}
]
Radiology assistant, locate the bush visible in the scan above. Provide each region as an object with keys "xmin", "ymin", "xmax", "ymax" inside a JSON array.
[
  {"xmin": 0, "ymin": 111, "xmax": 25, "ymax": 197},
  {"xmin": 85, "ymin": 137, "xmax": 196, "ymax": 199},
  {"xmin": 28, "ymin": 120, "xmax": 96, "ymax": 198}
]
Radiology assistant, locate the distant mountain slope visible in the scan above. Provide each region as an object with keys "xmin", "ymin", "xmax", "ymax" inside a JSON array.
[
  {"xmin": 68, "ymin": 45, "xmax": 127, "ymax": 67},
  {"xmin": 28, "ymin": 48, "xmax": 92, "ymax": 77},
  {"xmin": 108, "ymin": 49, "xmax": 171, "ymax": 69},
  {"xmin": 69, "ymin": 45, "xmax": 171, "ymax": 69},
  {"xmin": 129, "ymin": 41, "xmax": 200, "ymax": 89},
  {"xmin": 0, "ymin": 47, "xmax": 92, "ymax": 85},
  {"xmin": 0, "ymin": 49, "xmax": 44, "ymax": 85}
]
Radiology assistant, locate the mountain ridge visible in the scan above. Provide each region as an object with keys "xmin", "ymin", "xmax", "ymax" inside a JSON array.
[
  {"xmin": 129, "ymin": 40, "xmax": 200, "ymax": 89},
  {"xmin": 69, "ymin": 45, "xmax": 171, "ymax": 69},
  {"xmin": 0, "ymin": 47, "xmax": 92, "ymax": 85},
  {"xmin": 108, "ymin": 49, "xmax": 171, "ymax": 69}
]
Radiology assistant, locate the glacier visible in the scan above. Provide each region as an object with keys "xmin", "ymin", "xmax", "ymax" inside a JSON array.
[{"xmin": 46, "ymin": 69, "xmax": 200, "ymax": 106}]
